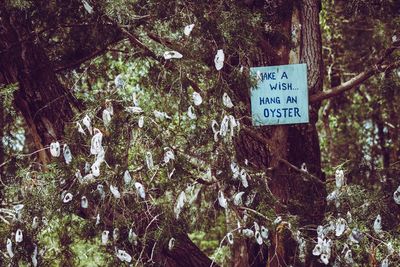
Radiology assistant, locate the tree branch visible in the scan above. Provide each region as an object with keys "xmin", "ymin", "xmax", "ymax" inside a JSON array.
[
  {"xmin": 240, "ymin": 125, "xmax": 272, "ymax": 149},
  {"xmin": 310, "ymin": 68, "xmax": 375, "ymax": 103},
  {"xmin": 55, "ymin": 38, "xmax": 124, "ymax": 72},
  {"xmin": 117, "ymin": 25, "xmax": 203, "ymax": 93},
  {"xmin": 278, "ymin": 158, "xmax": 325, "ymax": 186},
  {"xmin": 310, "ymin": 44, "xmax": 400, "ymax": 103}
]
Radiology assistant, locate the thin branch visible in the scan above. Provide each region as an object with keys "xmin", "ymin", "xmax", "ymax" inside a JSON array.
[
  {"xmin": 0, "ymin": 159, "xmax": 11, "ymax": 169},
  {"xmin": 240, "ymin": 125, "xmax": 271, "ymax": 148},
  {"xmin": 135, "ymin": 213, "xmax": 161, "ymax": 267},
  {"xmin": 0, "ymin": 215, "xmax": 10, "ymax": 225},
  {"xmin": 17, "ymin": 147, "xmax": 48, "ymax": 157},
  {"xmin": 147, "ymin": 32, "xmax": 175, "ymax": 48},
  {"xmin": 237, "ymin": 206, "xmax": 272, "ymax": 222},
  {"xmin": 310, "ymin": 44, "xmax": 400, "ymax": 103},
  {"xmin": 117, "ymin": 24, "xmax": 203, "ymax": 93},
  {"xmin": 119, "ymin": 27, "xmax": 161, "ymax": 61},
  {"xmin": 278, "ymin": 158, "xmax": 325, "ymax": 186},
  {"xmin": 55, "ymin": 38, "xmax": 124, "ymax": 72}
]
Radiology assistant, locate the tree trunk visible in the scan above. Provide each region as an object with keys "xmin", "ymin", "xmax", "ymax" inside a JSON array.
[
  {"xmin": 163, "ymin": 233, "xmax": 218, "ymax": 267},
  {"xmin": 0, "ymin": 8, "xmax": 79, "ymax": 165},
  {"xmin": 232, "ymin": 0, "xmax": 326, "ymax": 266}
]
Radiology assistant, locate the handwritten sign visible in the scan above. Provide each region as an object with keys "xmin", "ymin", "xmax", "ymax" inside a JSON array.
[{"xmin": 250, "ymin": 63, "xmax": 309, "ymax": 126}]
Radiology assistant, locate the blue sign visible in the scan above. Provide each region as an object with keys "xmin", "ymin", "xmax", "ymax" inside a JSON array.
[{"xmin": 250, "ymin": 64, "xmax": 309, "ymax": 126}]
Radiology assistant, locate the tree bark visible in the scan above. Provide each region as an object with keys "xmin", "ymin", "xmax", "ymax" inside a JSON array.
[
  {"xmin": 0, "ymin": 8, "xmax": 79, "ymax": 165},
  {"xmin": 163, "ymin": 232, "xmax": 218, "ymax": 267},
  {"xmin": 232, "ymin": 1, "xmax": 326, "ymax": 266}
]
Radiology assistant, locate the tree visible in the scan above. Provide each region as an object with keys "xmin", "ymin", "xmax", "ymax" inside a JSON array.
[{"xmin": 1, "ymin": 0, "xmax": 399, "ymax": 266}]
